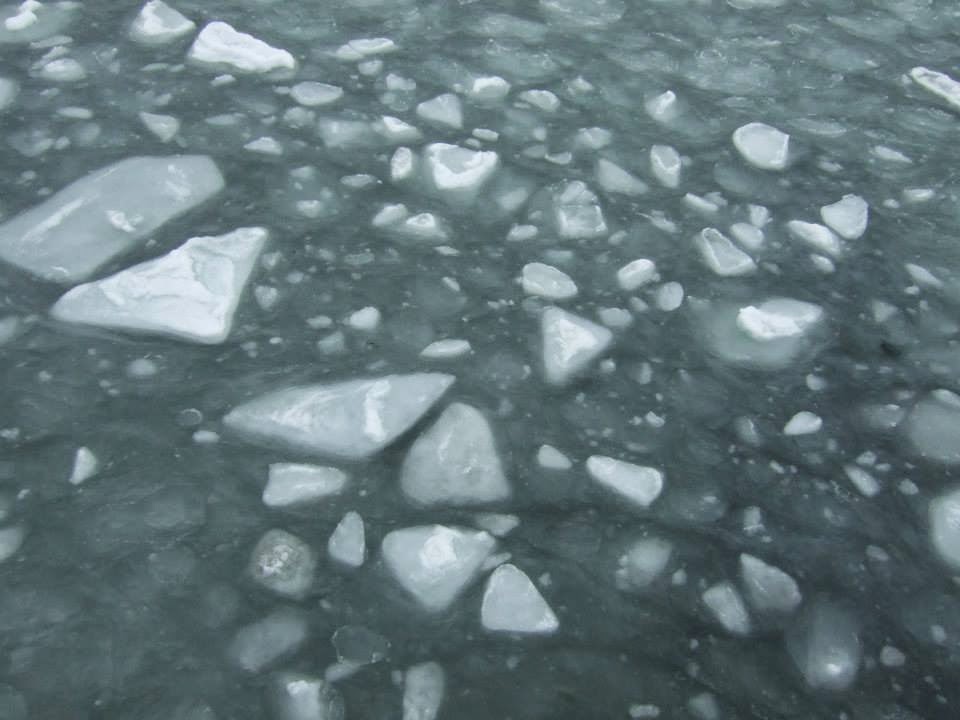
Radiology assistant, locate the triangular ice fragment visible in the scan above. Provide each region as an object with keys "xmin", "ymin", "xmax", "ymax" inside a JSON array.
[{"xmin": 481, "ymin": 563, "xmax": 559, "ymax": 634}]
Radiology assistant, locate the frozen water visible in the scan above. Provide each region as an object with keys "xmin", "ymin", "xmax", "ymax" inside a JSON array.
[
  {"xmin": 403, "ymin": 662, "xmax": 445, "ymax": 720},
  {"xmin": 595, "ymin": 158, "xmax": 648, "ymax": 196},
  {"xmin": 782, "ymin": 411, "xmax": 822, "ymax": 436},
  {"xmin": 537, "ymin": 444, "xmax": 572, "ymax": 470},
  {"xmin": 188, "ymin": 22, "xmax": 295, "ymax": 75},
  {"xmin": 248, "ymin": 528, "xmax": 316, "ymax": 600},
  {"xmin": 732, "ymin": 122, "xmax": 790, "ymax": 171},
  {"xmin": 268, "ymin": 672, "xmax": 345, "ymax": 720},
  {"xmin": 139, "ymin": 112, "xmax": 180, "ymax": 142},
  {"xmin": 903, "ymin": 390, "xmax": 960, "ymax": 465},
  {"xmin": 51, "ymin": 227, "xmax": 267, "ymax": 344},
  {"xmin": 332, "ymin": 625, "xmax": 389, "ymax": 664},
  {"xmin": 739, "ymin": 554, "xmax": 802, "ymax": 614},
  {"xmin": 327, "ymin": 511, "xmax": 365, "ymax": 568},
  {"xmin": 819, "ymin": 195, "xmax": 868, "ymax": 240},
  {"xmin": 615, "ymin": 538, "xmax": 672, "ymax": 591},
  {"xmin": 223, "ymin": 373, "xmax": 454, "ymax": 460},
  {"xmin": 481, "ymin": 563, "xmax": 559, "ymax": 635},
  {"xmin": 786, "ymin": 220, "xmax": 843, "ymax": 258},
  {"xmin": 228, "ymin": 608, "xmax": 309, "ymax": 673},
  {"xmin": 290, "ymin": 82, "xmax": 343, "ymax": 107},
  {"xmin": 416, "ymin": 94, "xmax": 463, "ymax": 130},
  {"xmin": 586, "ymin": 456, "xmax": 664, "ymax": 508},
  {"xmin": 67, "ymin": 446, "xmax": 98, "ymax": 485},
  {"xmin": 910, "ymin": 67, "xmax": 960, "ymax": 112},
  {"xmin": 0, "ymin": 156, "xmax": 224, "ymax": 284},
  {"xmin": 381, "ymin": 525, "xmax": 496, "ymax": 612},
  {"xmin": 129, "ymin": 1, "xmax": 194, "ymax": 46},
  {"xmin": 548, "ymin": 181, "xmax": 607, "ymax": 239},
  {"xmin": 617, "ymin": 259, "xmax": 657, "ymax": 291},
  {"xmin": 929, "ymin": 488, "xmax": 960, "ymax": 570},
  {"xmin": 786, "ymin": 600, "xmax": 861, "ymax": 691},
  {"xmin": 649, "ymin": 145, "xmax": 681, "ymax": 189},
  {"xmin": 522, "ymin": 262, "xmax": 578, "ymax": 300},
  {"xmin": 541, "ymin": 307, "xmax": 613, "ymax": 386},
  {"xmin": 422, "ymin": 143, "xmax": 499, "ymax": 206},
  {"xmin": 702, "ymin": 581, "xmax": 751, "ymax": 636},
  {"xmin": 400, "ymin": 403, "xmax": 510, "ymax": 507},
  {"xmin": 263, "ymin": 464, "xmax": 348, "ymax": 508},
  {"xmin": 694, "ymin": 227, "xmax": 756, "ymax": 276}
]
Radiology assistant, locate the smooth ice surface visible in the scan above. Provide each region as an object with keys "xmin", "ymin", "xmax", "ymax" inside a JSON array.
[
  {"xmin": 129, "ymin": 1, "xmax": 194, "ymax": 46},
  {"xmin": 67, "ymin": 446, "xmax": 98, "ymax": 485},
  {"xmin": 929, "ymin": 488, "xmax": 960, "ymax": 570},
  {"xmin": 423, "ymin": 143, "xmax": 499, "ymax": 203},
  {"xmin": 903, "ymin": 390, "xmax": 960, "ymax": 465},
  {"xmin": 228, "ymin": 608, "xmax": 309, "ymax": 673},
  {"xmin": 0, "ymin": 155, "xmax": 224, "ymax": 284},
  {"xmin": 910, "ymin": 66, "xmax": 960, "ymax": 111},
  {"xmin": 268, "ymin": 672, "xmax": 345, "ymax": 720},
  {"xmin": 819, "ymin": 195, "xmax": 868, "ymax": 240},
  {"xmin": 248, "ymin": 528, "xmax": 316, "ymax": 599},
  {"xmin": 400, "ymin": 403, "xmax": 511, "ymax": 507},
  {"xmin": 481, "ymin": 563, "xmax": 559, "ymax": 634},
  {"xmin": 51, "ymin": 227, "xmax": 267, "ymax": 344},
  {"xmin": 615, "ymin": 538, "xmax": 672, "ymax": 590},
  {"xmin": 188, "ymin": 21, "xmax": 295, "ymax": 74},
  {"xmin": 787, "ymin": 600, "xmax": 861, "ymax": 691},
  {"xmin": 537, "ymin": 444, "xmax": 572, "ymax": 470},
  {"xmin": 403, "ymin": 662, "xmax": 445, "ymax": 720},
  {"xmin": 702, "ymin": 581, "xmax": 751, "ymax": 636},
  {"xmin": 739, "ymin": 554, "xmax": 802, "ymax": 613},
  {"xmin": 416, "ymin": 94, "xmax": 463, "ymax": 130},
  {"xmin": 381, "ymin": 525, "xmax": 496, "ymax": 613},
  {"xmin": 732, "ymin": 122, "xmax": 790, "ymax": 171},
  {"xmin": 541, "ymin": 307, "xmax": 613, "ymax": 385},
  {"xmin": 783, "ymin": 411, "xmax": 822, "ymax": 436},
  {"xmin": 586, "ymin": 456, "xmax": 664, "ymax": 508},
  {"xmin": 263, "ymin": 464, "xmax": 348, "ymax": 508},
  {"xmin": 695, "ymin": 227, "xmax": 756, "ymax": 276},
  {"xmin": 522, "ymin": 262, "xmax": 578, "ymax": 300},
  {"xmin": 328, "ymin": 511, "xmax": 365, "ymax": 568},
  {"xmin": 223, "ymin": 374, "xmax": 454, "ymax": 460},
  {"xmin": 650, "ymin": 145, "xmax": 681, "ymax": 188}
]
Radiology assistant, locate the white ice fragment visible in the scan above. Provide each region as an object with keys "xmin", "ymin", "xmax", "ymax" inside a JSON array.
[
  {"xmin": 930, "ymin": 487, "xmax": 960, "ymax": 569},
  {"xmin": 615, "ymin": 538, "xmax": 672, "ymax": 590},
  {"xmin": 645, "ymin": 89, "xmax": 678, "ymax": 124},
  {"xmin": 739, "ymin": 554, "xmax": 801, "ymax": 613},
  {"xmin": 269, "ymin": 672, "xmax": 344, "ymax": 720},
  {"xmin": 596, "ymin": 158, "xmax": 648, "ymax": 196},
  {"xmin": 400, "ymin": 403, "xmax": 510, "ymax": 507},
  {"xmin": 702, "ymin": 581, "xmax": 751, "ymax": 635},
  {"xmin": 139, "ymin": 111, "xmax": 180, "ymax": 142},
  {"xmin": 420, "ymin": 339, "xmax": 471, "ymax": 360},
  {"xmin": 245, "ymin": 136, "xmax": 283, "ymax": 155},
  {"xmin": 416, "ymin": 93, "xmax": 463, "ymax": 129},
  {"xmin": 0, "ymin": 155, "xmax": 224, "ymax": 284},
  {"xmin": 466, "ymin": 75, "xmax": 510, "ymax": 103},
  {"xmin": 748, "ymin": 204, "xmax": 770, "ymax": 227},
  {"xmin": 732, "ymin": 122, "xmax": 790, "ymax": 171},
  {"xmin": 228, "ymin": 608, "xmax": 309, "ymax": 673},
  {"xmin": 787, "ymin": 220, "xmax": 843, "ymax": 257},
  {"xmin": 729, "ymin": 222, "xmax": 764, "ymax": 251},
  {"xmin": 905, "ymin": 263, "xmax": 942, "ymax": 289},
  {"xmin": 880, "ymin": 646, "xmax": 906, "ymax": 668},
  {"xmin": 0, "ymin": 76, "xmax": 18, "ymax": 111},
  {"xmin": 736, "ymin": 299, "xmax": 823, "ymax": 341},
  {"xmin": 290, "ymin": 81, "xmax": 342, "ymax": 107},
  {"xmin": 39, "ymin": 57, "xmax": 85, "ymax": 82},
  {"xmin": 263, "ymin": 464, "xmax": 348, "ymax": 508},
  {"xmin": 655, "ymin": 282, "xmax": 684, "ymax": 311},
  {"xmin": 552, "ymin": 181, "xmax": 607, "ymax": 239},
  {"xmin": 820, "ymin": 195, "xmax": 868, "ymax": 240},
  {"xmin": 844, "ymin": 464, "xmax": 880, "ymax": 497},
  {"xmin": 617, "ymin": 259, "xmax": 657, "ymax": 291},
  {"xmin": 346, "ymin": 306, "xmax": 381, "ymax": 331},
  {"xmin": 541, "ymin": 306, "xmax": 613, "ymax": 385},
  {"xmin": 4, "ymin": 1, "xmax": 38, "ymax": 31},
  {"xmin": 787, "ymin": 601, "xmax": 861, "ymax": 691},
  {"xmin": 224, "ymin": 374, "xmax": 454, "ymax": 460},
  {"xmin": 328, "ymin": 511, "xmax": 365, "ymax": 568},
  {"xmin": 586, "ymin": 455, "xmax": 663, "ymax": 508},
  {"xmin": 481, "ymin": 563, "xmax": 559, "ymax": 634},
  {"xmin": 129, "ymin": 1, "xmax": 195, "ymax": 46},
  {"xmin": 51, "ymin": 227, "xmax": 266, "ymax": 344},
  {"xmin": 910, "ymin": 66, "xmax": 960, "ymax": 111},
  {"xmin": 783, "ymin": 411, "xmax": 822, "ymax": 436},
  {"xmin": 650, "ymin": 145, "xmax": 681, "ymax": 188},
  {"xmin": 522, "ymin": 262, "xmax": 578, "ymax": 300},
  {"xmin": 472, "ymin": 513, "xmax": 519, "ymax": 538},
  {"xmin": 695, "ymin": 228, "xmax": 756, "ymax": 276},
  {"xmin": 423, "ymin": 143, "xmax": 499, "ymax": 203},
  {"xmin": 188, "ymin": 21, "xmax": 295, "ymax": 75},
  {"xmin": 403, "ymin": 662, "xmax": 445, "ymax": 720},
  {"xmin": 248, "ymin": 528, "xmax": 316, "ymax": 599},
  {"xmin": 904, "ymin": 390, "xmax": 960, "ymax": 465},
  {"xmin": 0, "ymin": 525, "xmax": 25, "ymax": 563},
  {"xmin": 537, "ymin": 444, "xmax": 572, "ymax": 470},
  {"xmin": 335, "ymin": 37, "xmax": 396, "ymax": 61},
  {"xmin": 381, "ymin": 525, "xmax": 496, "ymax": 612},
  {"xmin": 68, "ymin": 446, "xmax": 98, "ymax": 485}
]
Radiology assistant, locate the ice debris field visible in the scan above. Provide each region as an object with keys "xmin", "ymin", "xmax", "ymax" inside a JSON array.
[{"xmin": 0, "ymin": 0, "xmax": 959, "ymax": 718}]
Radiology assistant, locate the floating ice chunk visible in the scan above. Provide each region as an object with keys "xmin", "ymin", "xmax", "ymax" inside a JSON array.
[
  {"xmin": 245, "ymin": 136, "xmax": 283, "ymax": 155},
  {"xmin": 403, "ymin": 662, "xmax": 445, "ymax": 720},
  {"xmin": 820, "ymin": 195, "xmax": 868, "ymax": 240},
  {"xmin": 596, "ymin": 158, "xmax": 648, "ymax": 196},
  {"xmin": 38, "ymin": 57, "xmax": 84, "ymax": 82},
  {"xmin": 687, "ymin": 693, "xmax": 720, "ymax": 720},
  {"xmin": 3, "ymin": 0, "xmax": 39, "ymax": 31},
  {"xmin": 879, "ymin": 646, "xmax": 905, "ymax": 668},
  {"xmin": 736, "ymin": 299, "xmax": 823, "ymax": 341},
  {"xmin": 655, "ymin": 282, "xmax": 684, "ymax": 311},
  {"xmin": 346, "ymin": 306, "xmax": 381, "ymax": 331},
  {"xmin": 269, "ymin": 671, "xmax": 345, "ymax": 720},
  {"xmin": 328, "ymin": 511, "xmax": 365, "ymax": 568},
  {"xmin": 332, "ymin": 625, "xmax": 389, "ymax": 665},
  {"xmin": 0, "ymin": 76, "xmax": 17, "ymax": 110},
  {"xmin": 650, "ymin": 145, "xmax": 681, "ymax": 188},
  {"xmin": 739, "ymin": 554, "xmax": 801, "ymax": 613},
  {"xmin": 416, "ymin": 94, "xmax": 463, "ymax": 129},
  {"xmin": 228, "ymin": 608, "xmax": 309, "ymax": 673},
  {"xmin": 423, "ymin": 143, "xmax": 498, "ymax": 199},
  {"xmin": 910, "ymin": 67, "xmax": 960, "ymax": 111},
  {"xmin": 139, "ymin": 111, "xmax": 180, "ymax": 142},
  {"xmin": 645, "ymin": 89, "xmax": 678, "ymax": 124},
  {"xmin": 615, "ymin": 538, "xmax": 672, "ymax": 590},
  {"xmin": 783, "ymin": 411, "xmax": 822, "ymax": 436},
  {"xmin": 903, "ymin": 390, "xmax": 960, "ymax": 465},
  {"xmin": 729, "ymin": 222, "xmax": 764, "ymax": 251},
  {"xmin": 188, "ymin": 21, "xmax": 295, "ymax": 74},
  {"xmin": 381, "ymin": 525, "xmax": 496, "ymax": 612},
  {"xmin": 929, "ymin": 487, "xmax": 960, "ymax": 570},
  {"xmin": 0, "ymin": 0, "xmax": 75, "ymax": 43},
  {"xmin": 905, "ymin": 263, "xmax": 942, "ymax": 288},
  {"xmin": 539, "ymin": 0, "xmax": 626, "ymax": 27},
  {"xmin": 249, "ymin": 528, "xmax": 316, "ymax": 600},
  {"xmin": 541, "ymin": 307, "xmax": 613, "ymax": 385},
  {"xmin": 472, "ymin": 513, "xmax": 519, "ymax": 537},
  {"xmin": 617, "ymin": 259, "xmax": 657, "ymax": 291},
  {"xmin": 518, "ymin": 89, "xmax": 559, "ymax": 112},
  {"xmin": 67, "ymin": 446, "xmax": 98, "ymax": 485},
  {"xmin": 373, "ymin": 116, "xmax": 421, "ymax": 144},
  {"xmin": 335, "ymin": 37, "xmax": 397, "ymax": 61},
  {"xmin": 420, "ymin": 339, "xmax": 471, "ymax": 359},
  {"xmin": 481, "ymin": 563, "xmax": 559, "ymax": 634},
  {"xmin": 0, "ymin": 155, "xmax": 223, "ymax": 284},
  {"xmin": 786, "ymin": 220, "xmax": 842, "ymax": 257},
  {"xmin": 522, "ymin": 262, "xmax": 578, "ymax": 300},
  {"xmin": 552, "ymin": 181, "xmax": 607, "ymax": 239},
  {"xmin": 290, "ymin": 81, "xmax": 342, "ymax": 107},
  {"xmin": 466, "ymin": 75, "xmax": 510, "ymax": 103},
  {"xmin": 537, "ymin": 444, "xmax": 572, "ymax": 470},
  {"xmin": 263, "ymin": 464, "xmax": 348, "ymax": 508},
  {"xmin": 787, "ymin": 600, "xmax": 861, "ymax": 691},
  {"xmin": 51, "ymin": 227, "xmax": 266, "ymax": 344},
  {"xmin": 224, "ymin": 373, "xmax": 454, "ymax": 460},
  {"xmin": 732, "ymin": 122, "xmax": 790, "ymax": 171},
  {"xmin": 129, "ymin": 1, "xmax": 195, "ymax": 46},
  {"xmin": 695, "ymin": 228, "xmax": 756, "ymax": 276},
  {"xmin": 0, "ymin": 525, "xmax": 25, "ymax": 563},
  {"xmin": 401, "ymin": 403, "xmax": 510, "ymax": 507},
  {"xmin": 703, "ymin": 581, "xmax": 751, "ymax": 635},
  {"xmin": 586, "ymin": 456, "xmax": 663, "ymax": 508},
  {"xmin": 843, "ymin": 464, "xmax": 880, "ymax": 497}
]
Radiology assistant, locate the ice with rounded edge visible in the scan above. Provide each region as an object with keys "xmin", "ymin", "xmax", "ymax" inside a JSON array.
[
  {"xmin": 910, "ymin": 66, "xmax": 960, "ymax": 111},
  {"xmin": 587, "ymin": 455, "xmax": 664, "ymax": 508},
  {"xmin": 188, "ymin": 21, "xmax": 295, "ymax": 74},
  {"xmin": 820, "ymin": 194, "xmax": 868, "ymax": 240},
  {"xmin": 522, "ymin": 262, "xmax": 578, "ymax": 300},
  {"xmin": 129, "ymin": 1, "xmax": 195, "ymax": 46},
  {"xmin": 903, "ymin": 389, "xmax": 960, "ymax": 465},
  {"xmin": 739, "ymin": 553, "xmax": 802, "ymax": 613},
  {"xmin": 403, "ymin": 662, "xmax": 445, "ymax": 720},
  {"xmin": 481, "ymin": 563, "xmax": 559, "ymax": 634},
  {"xmin": 695, "ymin": 228, "xmax": 756, "ymax": 276},
  {"xmin": 732, "ymin": 122, "xmax": 790, "ymax": 171},
  {"xmin": 929, "ymin": 487, "xmax": 960, "ymax": 570},
  {"xmin": 423, "ymin": 143, "xmax": 499, "ymax": 202},
  {"xmin": 786, "ymin": 599, "xmax": 861, "ymax": 691},
  {"xmin": 328, "ymin": 511, "xmax": 365, "ymax": 568},
  {"xmin": 650, "ymin": 144, "xmax": 681, "ymax": 188},
  {"xmin": 703, "ymin": 581, "xmax": 751, "ymax": 635},
  {"xmin": 541, "ymin": 307, "xmax": 613, "ymax": 385},
  {"xmin": 263, "ymin": 464, "xmax": 348, "ymax": 508}
]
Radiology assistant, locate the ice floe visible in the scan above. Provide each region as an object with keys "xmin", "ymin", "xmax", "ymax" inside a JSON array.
[
  {"xmin": 188, "ymin": 21, "xmax": 295, "ymax": 75},
  {"xmin": 541, "ymin": 307, "xmax": 613, "ymax": 385},
  {"xmin": 481, "ymin": 563, "xmax": 559, "ymax": 634}
]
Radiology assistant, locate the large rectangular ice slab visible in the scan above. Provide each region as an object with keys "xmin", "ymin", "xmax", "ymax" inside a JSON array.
[{"xmin": 0, "ymin": 155, "xmax": 224, "ymax": 284}]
